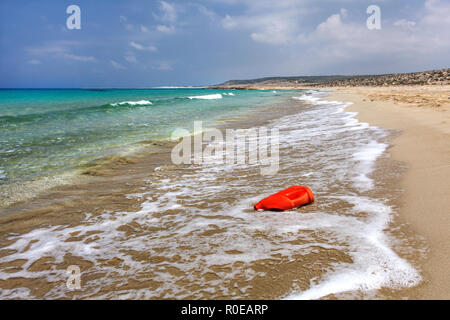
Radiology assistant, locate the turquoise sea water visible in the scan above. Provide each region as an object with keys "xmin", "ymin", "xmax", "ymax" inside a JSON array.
[{"xmin": 0, "ymin": 88, "xmax": 293, "ymax": 184}]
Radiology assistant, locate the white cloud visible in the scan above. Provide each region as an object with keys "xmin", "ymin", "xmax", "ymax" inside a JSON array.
[
  {"xmin": 156, "ymin": 25, "xmax": 176, "ymax": 34},
  {"xmin": 28, "ymin": 59, "xmax": 42, "ymax": 65},
  {"xmin": 130, "ymin": 41, "xmax": 157, "ymax": 52},
  {"xmin": 154, "ymin": 1, "xmax": 178, "ymax": 34},
  {"xmin": 218, "ymin": 0, "xmax": 449, "ymax": 52},
  {"xmin": 196, "ymin": 4, "xmax": 217, "ymax": 21},
  {"xmin": 423, "ymin": 0, "xmax": 450, "ymax": 28},
  {"xmin": 27, "ymin": 44, "xmax": 66, "ymax": 55},
  {"xmin": 295, "ymin": 1, "xmax": 450, "ymax": 70},
  {"xmin": 160, "ymin": 1, "xmax": 177, "ymax": 23},
  {"xmin": 152, "ymin": 60, "xmax": 174, "ymax": 71},
  {"xmin": 393, "ymin": 19, "xmax": 417, "ymax": 29},
  {"xmin": 220, "ymin": 0, "xmax": 449, "ymax": 59},
  {"xmin": 63, "ymin": 53, "xmax": 96, "ymax": 62},
  {"xmin": 111, "ymin": 60, "xmax": 127, "ymax": 70},
  {"xmin": 315, "ymin": 13, "xmax": 347, "ymax": 40},
  {"xmin": 223, "ymin": 11, "xmax": 304, "ymax": 45},
  {"xmin": 130, "ymin": 41, "xmax": 145, "ymax": 50},
  {"xmin": 220, "ymin": 2, "xmax": 310, "ymax": 45},
  {"xmin": 222, "ymin": 15, "xmax": 237, "ymax": 29},
  {"xmin": 249, "ymin": 17, "xmax": 298, "ymax": 45},
  {"xmin": 140, "ymin": 25, "xmax": 149, "ymax": 33},
  {"xmin": 119, "ymin": 15, "xmax": 134, "ymax": 31},
  {"xmin": 26, "ymin": 41, "xmax": 96, "ymax": 63},
  {"xmin": 125, "ymin": 55, "xmax": 137, "ymax": 63}
]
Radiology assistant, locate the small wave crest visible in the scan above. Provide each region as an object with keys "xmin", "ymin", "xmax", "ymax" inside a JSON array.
[
  {"xmin": 293, "ymin": 93, "xmax": 344, "ymax": 106},
  {"xmin": 111, "ymin": 100, "xmax": 153, "ymax": 106},
  {"xmin": 188, "ymin": 94, "xmax": 223, "ymax": 100}
]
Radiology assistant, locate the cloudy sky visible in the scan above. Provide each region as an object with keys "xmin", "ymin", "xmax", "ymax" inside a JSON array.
[{"xmin": 0, "ymin": 0, "xmax": 449, "ymax": 87}]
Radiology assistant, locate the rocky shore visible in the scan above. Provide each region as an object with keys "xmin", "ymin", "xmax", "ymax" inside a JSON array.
[
  {"xmin": 211, "ymin": 68, "xmax": 450, "ymax": 89},
  {"xmin": 313, "ymin": 68, "xmax": 450, "ymax": 87}
]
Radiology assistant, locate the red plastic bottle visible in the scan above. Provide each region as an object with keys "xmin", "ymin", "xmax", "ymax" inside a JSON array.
[{"xmin": 254, "ymin": 186, "xmax": 314, "ymax": 211}]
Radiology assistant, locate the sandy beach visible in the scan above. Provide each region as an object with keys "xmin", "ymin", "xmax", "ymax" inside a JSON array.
[{"xmin": 326, "ymin": 85, "xmax": 450, "ymax": 299}]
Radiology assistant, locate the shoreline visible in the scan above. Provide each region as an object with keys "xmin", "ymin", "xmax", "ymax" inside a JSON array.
[{"xmin": 325, "ymin": 85, "xmax": 450, "ymax": 299}]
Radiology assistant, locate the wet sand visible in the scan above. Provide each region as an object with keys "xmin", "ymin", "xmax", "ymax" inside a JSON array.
[{"xmin": 326, "ymin": 85, "xmax": 450, "ymax": 299}]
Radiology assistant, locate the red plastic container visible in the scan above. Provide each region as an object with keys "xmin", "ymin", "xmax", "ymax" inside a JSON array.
[{"xmin": 254, "ymin": 186, "xmax": 314, "ymax": 211}]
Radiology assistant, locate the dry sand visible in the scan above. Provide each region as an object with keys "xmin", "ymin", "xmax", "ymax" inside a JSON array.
[{"xmin": 325, "ymin": 85, "xmax": 450, "ymax": 299}]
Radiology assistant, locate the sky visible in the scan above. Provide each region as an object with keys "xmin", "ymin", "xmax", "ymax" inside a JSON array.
[{"xmin": 0, "ymin": 0, "xmax": 449, "ymax": 88}]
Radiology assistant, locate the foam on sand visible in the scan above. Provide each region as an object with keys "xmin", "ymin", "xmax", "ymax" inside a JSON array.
[
  {"xmin": 285, "ymin": 196, "xmax": 420, "ymax": 300},
  {"xmin": 283, "ymin": 90, "xmax": 421, "ymax": 299}
]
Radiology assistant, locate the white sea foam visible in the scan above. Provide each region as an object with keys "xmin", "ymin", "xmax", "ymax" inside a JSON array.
[
  {"xmin": 292, "ymin": 94, "xmax": 342, "ymax": 106},
  {"xmin": 352, "ymin": 140, "xmax": 387, "ymax": 191},
  {"xmin": 282, "ymin": 90, "xmax": 421, "ymax": 299},
  {"xmin": 286, "ymin": 195, "xmax": 420, "ymax": 300},
  {"xmin": 111, "ymin": 100, "xmax": 152, "ymax": 106},
  {"xmin": 188, "ymin": 94, "xmax": 223, "ymax": 100}
]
